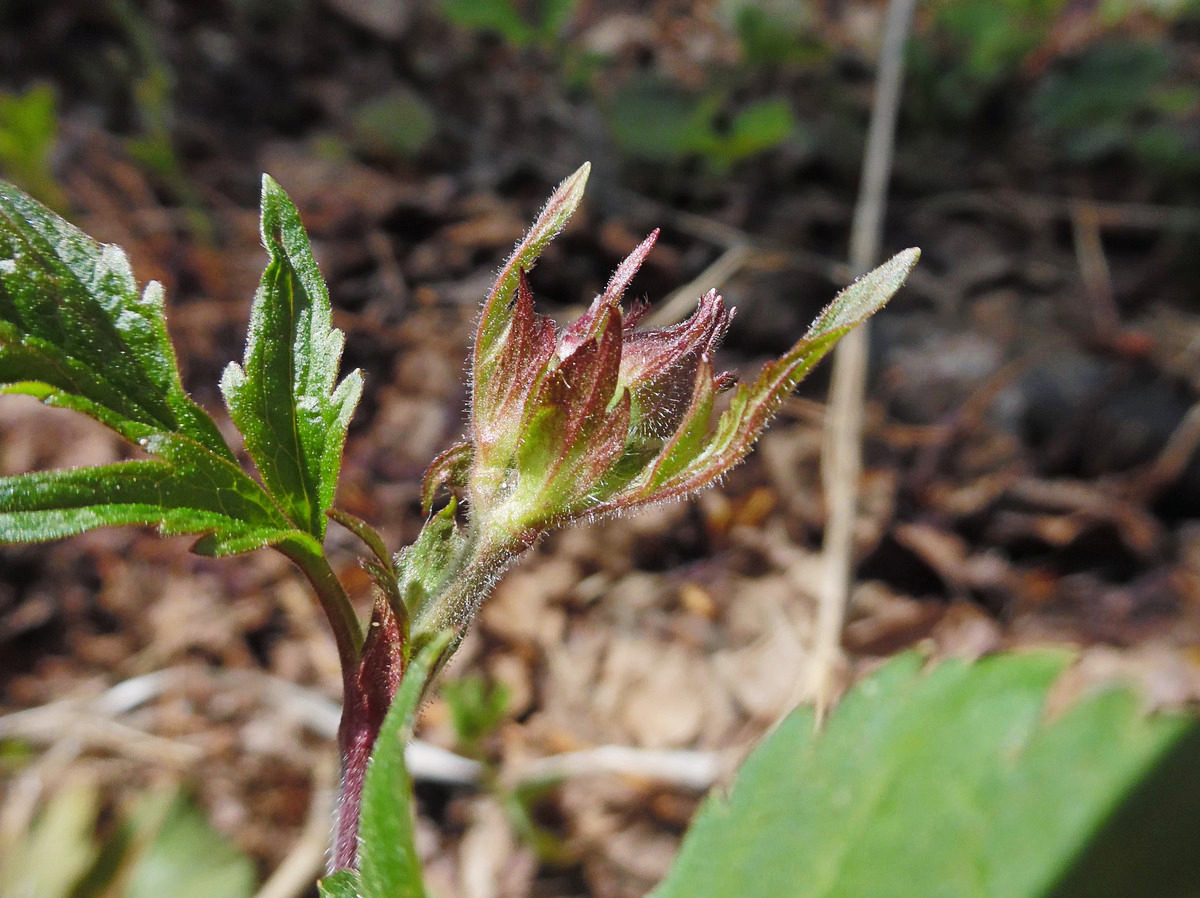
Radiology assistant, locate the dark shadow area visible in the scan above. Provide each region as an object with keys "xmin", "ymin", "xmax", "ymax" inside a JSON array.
[{"xmin": 1049, "ymin": 723, "xmax": 1200, "ymax": 898}]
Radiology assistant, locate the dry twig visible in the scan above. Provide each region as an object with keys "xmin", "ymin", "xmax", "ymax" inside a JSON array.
[{"xmin": 808, "ymin": 0, "xmax": 918, "ymax": 720}]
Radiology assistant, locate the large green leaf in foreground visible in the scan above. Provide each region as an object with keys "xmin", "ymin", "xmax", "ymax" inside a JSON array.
[{"xmin": 654, "ymin": 652, "xmax": 1198, "ymax": 898}]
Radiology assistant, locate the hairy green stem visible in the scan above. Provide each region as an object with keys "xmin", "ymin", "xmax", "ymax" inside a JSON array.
[
  {"xmin": 277, "ymin": 536, "xmax": 374, "ymax": 874},
  {"xmin": 411, "ymin": 527, "xmax": 519, "ymax": 646},
  {"xmin": 277, "ymin": 536, "xmax": 364, "ymax": 689},
  {"xmin": 280, "ymin": 509, "xmax": 523, "ymax": 873}
]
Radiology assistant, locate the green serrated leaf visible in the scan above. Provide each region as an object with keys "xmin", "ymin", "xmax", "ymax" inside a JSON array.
[
  {"xmin": 358, "ymin": 630, "xmax": 453, "ymax": 898},
  {"xmin": 0, "ymin": 454, "xmax": 297, "ymax": 557},
  {"xmin": 221, "ymin": 174, "xmax": 363, "ymax": 540},
  {"xmin": 0, "ymin": 179, "xmax": 305, "ymax": 554},
  {"xmin": 0, "ymin": 180, "xmax": 230, "ymax": 456},
  {"xmin": 653, "ymin": 651, "xmax": 1196, "ymax": 898},
  {"xmin": 320, "ymin": 870, "xmax": 363, "ymax": 898}
]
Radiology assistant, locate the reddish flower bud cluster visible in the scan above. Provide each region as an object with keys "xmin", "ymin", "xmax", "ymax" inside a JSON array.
[{"xmin": 421, "ymin": 163, "xmax": 918, "ymax": 559}]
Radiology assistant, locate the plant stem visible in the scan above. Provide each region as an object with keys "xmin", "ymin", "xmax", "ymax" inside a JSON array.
[
  {"xmin": 277, "ymin": 535, "xmax": 364, "ymax": 693},
  {"xmin": 329, "ymin": 590, "xmax": 409, "ymax": 872},
  {"xmin": 333, "ymin": 525, "xmax": 518, "ymax": 872},
  {"xmin": 277, "ymin": 535, "xmax": 373, "ymax": 873},
  {"xmin": 411, "ymin": 527, "xmax": 515, "ymax": 642},
  {"xmin": 281, "ymin": 515, "xmax": 517, "ymax": 872}
]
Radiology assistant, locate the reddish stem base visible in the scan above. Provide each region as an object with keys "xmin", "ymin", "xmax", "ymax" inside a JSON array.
[{"xmin": 330, "ymin": 595, "xmax": 406, "ymax": 872}]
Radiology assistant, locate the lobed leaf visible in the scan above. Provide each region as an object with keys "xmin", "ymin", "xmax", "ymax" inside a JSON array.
[
  {"xmin": 653, "ymin": 651, "xmax": 1196, "ymax": 898},
  {"xmin": 0, "ymin": 180, "xmax": 230, "ymax": 456},
  {"xmin": 221, "ymin": 175, "xmax": 363, "ymax": 540},
  {"xmin": 0, "ymin": 179, "xmax": 313, "ymax": 554},
  {"xmin": 0, "ymin": 453, "xmax": 297, "ymax": 557}
]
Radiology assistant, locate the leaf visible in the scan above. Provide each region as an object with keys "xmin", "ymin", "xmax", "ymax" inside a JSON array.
[
  {"xmin": 0, "ymin": 85, "xmax": 67, "ymax": 210},
  {"xmin": 319, "ymin": 870, "xmax": 363, "ymax": 898},
  {"xmin": 442, "ymin": 674, "xmax": 511, "ymax": 752},
  {"xmin": 0, "ymin": 180, "xmax": 229, "ymax": 455},
  {"xmin": 608, "ymin": 79, "xmax": 720, "ymax": 162},
  {"xmin": 0, "ymin": 454, "xmax": 298, "ymax": 557},
  {"xmin": 124, "ymin": 790, "xmax": 255, "ymax": 898},
  {"xmin": 221, "ymin": 175, "xmax": 363, "ymax": 540},
  {"xmin": 440, "ymin": 0, "xmax": 536, "ymax": 47},
  {"xmin": 352, "ymin": 87, "xmax": 437, "ymax": 159},
  {"xmin": 357, "ymin": 630, "xmax": 453, "ymax": 898},
  {"xmin": 653, "ymin": 652, "xmax": 1197, "ymax": 898},
  {"xmin": 719, "ymin": 97, "xmax": 796, "ymax": 164},
  {"xmin": 0, "ymin": 179, "xmax": 299, "ymax": 553}
]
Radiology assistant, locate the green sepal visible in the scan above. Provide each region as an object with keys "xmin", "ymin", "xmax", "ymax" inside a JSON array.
[
  {"xmin": 508, "ymin": 305, "xmax": 629, "ymax": 525},
  {"xmin": 596, "ymin": 248, "xmax": 920, "ymax": 515},
  {"xmin": 221, "ymin": 175, "xmax": 363, "ymax": 540},
  {"xmin": 636, "ymin": 355, "xmax": 718, "ymax": 489},
  {"xmin": 420, "ymin": 440, "xmax": 474, "ymax": 514},
  {"xmin": 357, "ymin": 630, "xmax": 453, "ymax": 898},
  {"xmin": 472, "ymin": 163, "xmax": 589, "ymax": 418}
]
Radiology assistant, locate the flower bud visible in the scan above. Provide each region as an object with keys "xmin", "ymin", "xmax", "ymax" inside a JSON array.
[{"xmin": 424, "ymin": 163, "xmax": 919, "ymax": 557}]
